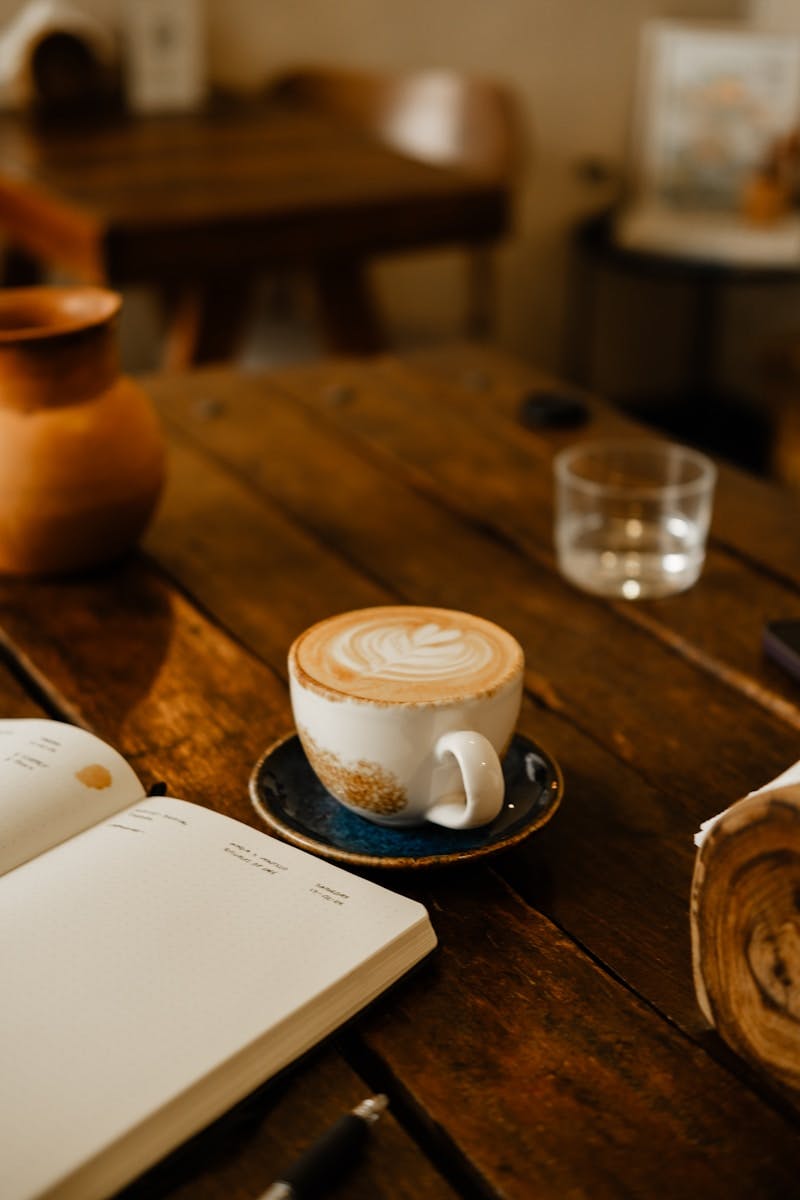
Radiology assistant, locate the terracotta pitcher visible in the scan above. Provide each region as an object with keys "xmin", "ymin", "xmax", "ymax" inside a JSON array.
[{"xmin": 0, "ymin": 286, "xmax": 165, "ymax": 575}]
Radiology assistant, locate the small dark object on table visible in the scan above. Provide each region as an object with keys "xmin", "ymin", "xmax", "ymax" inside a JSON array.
[{"xmin": 519, "ymin": 390, "xmax": 589, "ymax": 430}]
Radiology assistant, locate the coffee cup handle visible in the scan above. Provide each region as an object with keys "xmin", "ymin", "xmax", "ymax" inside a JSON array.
[{"xmin": 426, "ymin": 731, "xmax": 505, "ymax": 829}]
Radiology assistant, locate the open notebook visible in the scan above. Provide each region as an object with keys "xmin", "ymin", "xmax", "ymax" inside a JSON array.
[{"xmin": 0, "ymin": 719, "xmax": 436, "ymax": 1200}]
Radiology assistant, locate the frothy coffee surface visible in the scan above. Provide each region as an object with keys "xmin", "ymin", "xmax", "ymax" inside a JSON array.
[{"xmin": 292, "ymin": 606, "xmax": 523, "ymax": 703}]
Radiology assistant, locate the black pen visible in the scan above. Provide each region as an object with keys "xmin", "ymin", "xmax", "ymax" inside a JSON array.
[{"xmin": 259, "ymin": 1093, "xmax": 389, "ymax": 1199}]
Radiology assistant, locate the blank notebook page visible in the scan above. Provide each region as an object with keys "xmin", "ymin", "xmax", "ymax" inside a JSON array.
[{"xmin": 0, "ymin": 797, "xmax": 432, "ymax": 1199}]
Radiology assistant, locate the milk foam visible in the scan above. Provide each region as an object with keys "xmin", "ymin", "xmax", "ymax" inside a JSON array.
[{"xmin": 292, "ymin": 606, "xmax": 523, "ymax": 703}]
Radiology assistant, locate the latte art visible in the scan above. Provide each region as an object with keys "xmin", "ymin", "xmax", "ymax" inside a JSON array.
[
  {"xmin": 292, "ymin": 606, "xmax": 523, "ymax": 703},
  {"xmin": 332, "ymin": 621, "xmax": 493, "ymax": 681}
]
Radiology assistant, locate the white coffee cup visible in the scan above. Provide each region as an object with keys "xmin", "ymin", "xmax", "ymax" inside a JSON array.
[{"xmin": 288, "ymin": 605, "xmax": 524, "ymax": 829}]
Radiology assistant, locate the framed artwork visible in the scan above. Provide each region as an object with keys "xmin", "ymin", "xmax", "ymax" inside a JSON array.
[
  {"xmin": 123, "ymin": 0, "xmax": 206, "ymax": 114},
  {"xmin": 630, "ymin": 21, "xmax": 800, "ymax": 211}
]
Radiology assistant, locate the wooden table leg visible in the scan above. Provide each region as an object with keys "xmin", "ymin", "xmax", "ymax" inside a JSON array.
[
  {"xmin": 159, "ymin": 279, "xmax": 258, "ymax": 370},
  {"xmin": 464, "ymin": 244, "xmax": 496, "ymax": 341},
  {"xmin": 311, "ymin": 257, "xmax": 384, "ymax": 354}
]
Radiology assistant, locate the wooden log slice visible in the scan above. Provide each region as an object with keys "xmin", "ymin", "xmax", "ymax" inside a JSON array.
[{"xmin": 691, "ymin": 784, "xmax": 800, "ymax": 1090}]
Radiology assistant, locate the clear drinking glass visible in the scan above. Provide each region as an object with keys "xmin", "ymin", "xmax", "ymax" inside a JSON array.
[{"xmin": 553, "ymin": 440, "xmax": 716, "ymax": 600}]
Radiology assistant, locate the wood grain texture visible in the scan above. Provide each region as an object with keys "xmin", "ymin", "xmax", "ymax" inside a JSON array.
[
  {"xmin": 148, "ymin": 364, "xmax": 800, "ymax": 1040},
  {"xmin": 264, "ymin": 350, "xmax": 800, "ymax": 712},
  {"xmin": 403, "ymin": 341, "xmax": 800, "ymax": 590},
  {"xmin": 117, "ymin": 1049, "xmax": 457, "ymax": 1200},
  {"xmin": 3, "ymin": 347, "xmax": 800, "ymax": 1196},
  {"xmin": 365, "ymin": 871, "xmax": 800, "ymax": 1200},
  {"xmin": 0, "ymin": 653, "xmax": 47, "ymax": 717},
  {"xmin": 692, "ymin": 785, "xmax": 800, "ymax": 1094},
  {"xmin": 0, "ymin": 103, "xmax": 508, "ymax": 365},
  {"xmin": 0, "ymin": 104, "xmax": 507, "ymax": 283},
  {"xmin": 0, "ymin": 563, "xmax": 458, "ymax": 1200},
  {"xmin": 2, "ymin": 553, "xmax": 799, "ymax": 1198}
]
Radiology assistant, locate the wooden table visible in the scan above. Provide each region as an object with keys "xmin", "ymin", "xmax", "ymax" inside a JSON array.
[
  {"xmin": 2, "ymin": 343, "xmax": 800, "ymax": 1198},
  {"xmin": 0, "ymin": 99, "xmax": 508, "ymax": 364}
]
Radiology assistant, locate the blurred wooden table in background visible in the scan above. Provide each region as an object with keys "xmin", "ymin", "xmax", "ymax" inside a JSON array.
[{"xmin": 0, "ymin": 97, "xmax": 509, "ymax": 366}]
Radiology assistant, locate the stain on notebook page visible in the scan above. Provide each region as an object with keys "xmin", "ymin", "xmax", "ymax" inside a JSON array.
[{"xmin": 75, "ymin": 764, "xmax": 113, "ymax": 790}]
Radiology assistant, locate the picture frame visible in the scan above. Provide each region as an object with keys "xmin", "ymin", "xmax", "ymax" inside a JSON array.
[
  {"xmin": 123, "ymin": 0, "xmax": 206, "ymax": 115},
  {"xmin": 630, "ymin": 21, "xmax": 800, "ymax": 212}
]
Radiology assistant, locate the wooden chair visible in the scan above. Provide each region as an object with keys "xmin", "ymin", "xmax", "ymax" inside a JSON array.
[{"xmin": 266, "ymin": 64, "xmax": 520, "ymax": 349}]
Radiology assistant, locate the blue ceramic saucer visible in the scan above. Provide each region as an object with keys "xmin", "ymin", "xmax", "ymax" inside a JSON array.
[{"xmin": 249, "ymin": 731, "xmax": 563, "ymax": 869}]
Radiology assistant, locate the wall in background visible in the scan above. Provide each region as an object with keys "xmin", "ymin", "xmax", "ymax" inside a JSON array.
[
  {"xmin": 0, "ymin": 0, "xmax": 759, "ymax": 385},
  {"xmin": 203, "ymin": 0, "xmax": 745, "ymax": 374}
]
